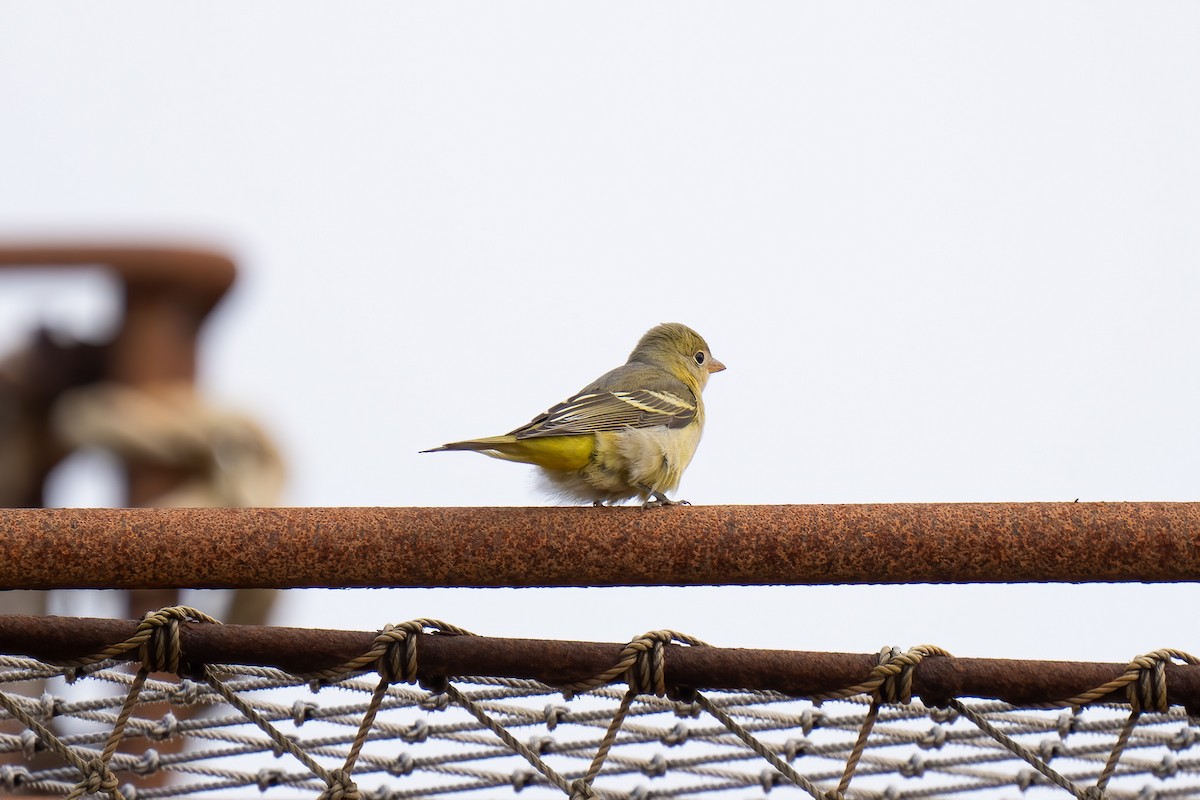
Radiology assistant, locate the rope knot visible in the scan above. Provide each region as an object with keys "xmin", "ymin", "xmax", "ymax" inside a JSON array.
[
  {"xmin": 1155, "ymin": 753, "xmax": 1179, "ymax": 779},
  {"xmin": 19, "ymin": 730, "xmax": 39, "ymax": 760},
  {"xmin": 38, "ymin": 692, "xmax": 57, "ymax": 721},
  {"xmin": 401, "ymin": 719, "xmax": 430, "ymax": 744},
  {"xmin": 1056, "ymin": 709, "xmax": 1079, "ymax": 738},
  {"xmin": 870, "ymin": 645, "xmax": 950, "ymax": 704},
  {"xmin": 375, "ymin": 623, "xmax": 422, "ymax": 684},
  {"xmin": 1123, "ymin": 649, "xmax": 1199, "ymax": 713},
  {"xmin": 918, "ymin": 724, "xmax": 946, "ymax": 750},
  {"xmin": 873, "ymin": 647, "xmax": 906, "ymax": 703},
  {"xmin": 0, "ymin": 765, "xmax": 31, "ymax": 790},
  {"xmin": 368, "ymin": 619, "xmax": 473, "ymax": 685},
  {"xmin": 1065, "ymin": 648, "xmax": 1200, "ymax": 711},
  {"xmin": 660, "ymin": 721, "xmax": 689, "ymax": 747},
  {"xmin": 783, "ymin": 737, "xmax": 809, "ymax": 761},
  {"xmin": 132, "ymin": 748, "xmax": 160, "ymax": 777},
  {"xmin": 420, "ymin": 692, "xmax": 451, "ymax": 711},
  {"xmin": 73, "ymin": 758, "xmax": 121, "ymax": 799},
  {"xmin": 168, "ymin": 680, "xmax": 200, "ymax": 705},
  {"xmin": 560, "ymin": 629, "xmax": 708, "ymax": 696},
  {"xmin": 387, "ymin": 753, "xmax": 415, "ymax": 777},
  {"xmin": 317, "ymin": 768, "xmax": 359, "ymax": 800},
  {"xmin": 640, "ymin": 753, "xmax": 668, "ymax": 778},
  {"xmin": 292, "ymin": 699, "xmax": 319, "ymax": 726},
  {"xmin": 624, "ymin": 631, "xmax": 670, "ymax": 696},
  {"xmin": 1016, "ymin": 769, "xmax": 1040, "ymax": 791},
  {"xmin": 900, "ymin": 753, "xmax": 926, "ymax": 778},
  {"xmin": 510, "ymin": 768, "xmax": 536, "ymax": 792},
  {"xmin": 1170, "ymin": 725, "xmax": 1196, "ymax": 751},
  {"xmin": 622, "ymin": 630, "xmax": 709, "ymax": 697},
  {"xmin": 543, "ymin": 703, "xmax": 569, "ymax": 730},
  {"xmin": 135, "ymin": 606, "xmax": 220, "ymax": 675},
  {"xmin": 256, "ymin": 768, "xmax": 284, "ymax": 791},
  {"xmin": 759, "ymin": 768, "xmax": 784, "ymax": 792},
  {"xmin": 148, "ymin": 713, "xmax": 178, "ymax": 742},
  {"xmin": 569, "ymin": 778, "xmax": 599, "ymax": 799},
  {"xmin": 527, "ymin": 735, "xmax": 555, "ymax": 755}
]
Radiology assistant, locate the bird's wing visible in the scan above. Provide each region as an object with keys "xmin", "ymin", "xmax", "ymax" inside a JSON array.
[{"xmin": 509, "ymin": 387, "xmax": 697, "ymax": 438}]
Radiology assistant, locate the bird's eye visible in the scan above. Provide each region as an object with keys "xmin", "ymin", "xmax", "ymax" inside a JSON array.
[{"xmin": 694, "ymin": 351, "xmax": 706, "ymax": 365}]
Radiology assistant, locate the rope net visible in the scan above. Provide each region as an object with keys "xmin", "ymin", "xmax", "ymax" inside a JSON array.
[{"xmin": 1, "ymin": 609, "xmax": 1199, "ymax": 800}]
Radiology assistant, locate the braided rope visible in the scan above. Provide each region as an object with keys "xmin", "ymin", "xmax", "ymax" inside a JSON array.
[
  {"xmin": 1086, "ymin": 650, "xmax": 1196, "ymax": 795},
  {"xmin": 444, "ymin": 683, "xmax": 575, "ymax": 795},
  {"xmin": 574, "ymin": 687, "xmax": 637, "ymax": 797},
  {"xmin": 202, "ymin": 666, "xmax": 334, "ymax": 782},
  {"xmin": 834, "ymin": 646, "xmax": 901, "ymax": 798},
  {"xmin": 335, "ymin": 620, "xmax": 474, "ymax": 787},
  {"xmin": 1093, "ymin": 708, "xmax": 1139, "ymax": 794},
  {"xmin": 812, "ymin": 644, "xmax": 952, "ymax": 703},
  {"xmin": 92, "ymin": 607, "xmax": 210, "ymax": 778},
  {"xmin": 0, "ymin": 689, "xmax": 124, "ymax": 800},
  {"xmin": 54, "ymin": 606, "xmax": 220, "ymax": 671},
  {"xmin": 64, "ymin": 758, "xmax": 122, "ymax": 800},
  {"xmin": 1058, "ymin": 648, "xmax": 1199, "ymax": 708},
  {"xmin": 948, "ymin": 697, "xmax": 1088, "ymax": 799},
  {"xmin": 561, "ymin": 630, "xmax": 710, "ymax": 695},
  {"xmin": 301, "ymin": 619, "xmax": 475, "ymax": 683},
  {"xmin": 1, "ymin": 607, "xmax": 221, "ymax": 800},
  {"xmin": 693, "ymin": 691, "xmax": 828, "ymax": 799}
]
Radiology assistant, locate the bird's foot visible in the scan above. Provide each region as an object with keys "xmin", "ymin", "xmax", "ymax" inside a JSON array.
[{"xmin": 641, "ymin": 492, "xmax": 690, "ymax": 509}]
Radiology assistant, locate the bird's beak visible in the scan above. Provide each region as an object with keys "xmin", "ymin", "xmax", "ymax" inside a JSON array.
[{"xmin": 706, "ymin": 357, "xmax": 726, "ymax": 374}]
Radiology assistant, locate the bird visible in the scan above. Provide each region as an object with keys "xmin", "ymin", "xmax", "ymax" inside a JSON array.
[{"xmin": 422, "ymin": 322, "xmax": 725, "ymax": 507}]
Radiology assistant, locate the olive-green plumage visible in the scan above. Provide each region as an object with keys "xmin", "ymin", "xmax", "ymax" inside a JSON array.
[{"xmin": 423, "ymin": 322, "xmax": 725, "ymax": 506}]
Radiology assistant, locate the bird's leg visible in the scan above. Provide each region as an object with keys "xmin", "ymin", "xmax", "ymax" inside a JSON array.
[{"xmin": 639, "ymin": 486, "xmax": 690, "ymax": 509}]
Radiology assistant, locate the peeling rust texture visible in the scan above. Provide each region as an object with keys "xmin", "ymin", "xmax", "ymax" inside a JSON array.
[
  {"xmin": 0, "ymin": 503, "xmax": 1197, "ymax": 589},
  {"xmin": 2, "ymin": 614, "xmax": 1199, "ymax": 710}
]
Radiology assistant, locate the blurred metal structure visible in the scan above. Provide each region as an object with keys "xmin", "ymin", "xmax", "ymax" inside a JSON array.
[
  {"xmin": 0, "ymin": 245, "xmax": 283, "ymax": 619},
  {"xmin": 0, "ymin": 245, "xmax": 235, "ymax": 509},
  {"xmin": 0, "ymin": 245, "xmax": 245, "ymax": 793}
]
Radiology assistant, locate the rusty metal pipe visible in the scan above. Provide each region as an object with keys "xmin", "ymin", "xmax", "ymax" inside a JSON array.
[
  {"xmin": 1, "ymin": 614, "xmax": 1197, "ymax": 710},
  {"xmin": 0, "ymin": 504, "xmax": 1197, "ymax": 590}
]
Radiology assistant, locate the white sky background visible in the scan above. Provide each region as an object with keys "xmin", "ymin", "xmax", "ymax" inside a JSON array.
[{"xmin": 1, "ymin": 4, "xmax": 1199, "ymax": 663}]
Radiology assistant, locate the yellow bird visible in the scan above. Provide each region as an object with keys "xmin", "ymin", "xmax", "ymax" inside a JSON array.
[{"xmin": 423, "ymin": 322, "xmax": 725, "ymax": 507}]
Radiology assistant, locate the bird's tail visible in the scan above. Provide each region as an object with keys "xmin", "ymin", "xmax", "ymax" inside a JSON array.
[
  {"xmin": 421, "ymin": 434, "xmax": 594, "ymax": 471},
  {"xmin": 421, "ymin": 435, "xmax": 529, "ymax": 461}
]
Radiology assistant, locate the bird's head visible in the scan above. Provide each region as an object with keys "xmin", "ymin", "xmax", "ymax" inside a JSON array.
[{"xmin": 628, "ymin": 322, "xmax": 726, "ymax": 391}]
